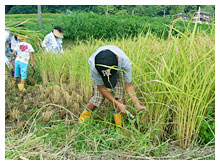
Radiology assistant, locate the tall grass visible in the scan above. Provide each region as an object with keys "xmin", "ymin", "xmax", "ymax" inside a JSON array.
[{"xmin": 33, "ymin": 22, "xmax": 214, "ymax": 148}]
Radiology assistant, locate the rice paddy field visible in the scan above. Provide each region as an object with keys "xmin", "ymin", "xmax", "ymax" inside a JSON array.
[{"xmin": 5, "ymin": 13, "xmax": 215, "ymax": 160}]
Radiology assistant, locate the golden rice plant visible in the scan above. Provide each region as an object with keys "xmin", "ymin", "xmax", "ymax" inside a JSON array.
[
  {"xmin": 5, "ymin": 20, "xmax": 43, "ymax": 50},
  {"xmin": 33, "ymin": 22, "xmax": 214, "ymax": 148}
]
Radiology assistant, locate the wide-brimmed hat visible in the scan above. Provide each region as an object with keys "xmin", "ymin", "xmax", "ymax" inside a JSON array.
[
  {"xmin": 95, "ymin": 50, "xmax": 118, "ymax": 88},
  {"xmin": 53, "ymin": 29, "xmax": 63, "ymax": 39}
]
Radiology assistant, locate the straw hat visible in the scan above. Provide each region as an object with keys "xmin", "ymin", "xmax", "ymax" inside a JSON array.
[{"xmin": 53, "ymin": 29, "xmax": 63, "ymax": 39}]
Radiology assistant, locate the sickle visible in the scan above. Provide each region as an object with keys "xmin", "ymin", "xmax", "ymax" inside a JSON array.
[{"xmin": 31, "ymin": 66, "xmax": 35, "ymax": 77}]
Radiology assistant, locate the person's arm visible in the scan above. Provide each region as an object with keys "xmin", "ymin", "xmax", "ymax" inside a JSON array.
[
  {"xmin": 59, "ymin": 44, "xmax": 64, "ymax": 55},
  {"xmin": 97, "ymin": 85, "xmax": 126, "ymax": 113},
  {"xmin": 9, "ymin": 50, "xmax": 16, "ymax": 62},
  {"xmin": 57, "ymin": 38, "xmax": 64, "ymax": 54},
  {"xmin": 30, "ymin": 52, "xmax": 34, "ymax": 67},
  {"xmin": 125, "ymin": 82, "xmax": 146, "ymax": 111}
]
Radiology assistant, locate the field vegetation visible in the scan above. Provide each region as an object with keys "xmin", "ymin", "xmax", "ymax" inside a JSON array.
[
  {"xmin": 5, "ymin": 12, "xmax": 215, "ymax": 160},
  {"xmin": 5, "ymin": 12, "xmax": 212, "ymax": 41}
]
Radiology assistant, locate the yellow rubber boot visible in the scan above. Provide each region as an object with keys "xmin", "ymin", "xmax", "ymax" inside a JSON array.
[
  {"xmin": 79, "ymin": 108, "xmax": 92, "ymax": 124},
  {"xmin": 113, "ymin": 109, "xmax": 123, "ymax": 128},
  {"xmin": 12, "ymin": 81, "xmax": 17, "ymax": 88},
  {"xmin": 17, "ymin": 83, "xmax": 26, "ymax": 91}
]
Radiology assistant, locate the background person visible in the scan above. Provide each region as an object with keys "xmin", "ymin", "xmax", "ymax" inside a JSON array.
[
  {"xmin": 42, "ymin": 26, "xmax": 64, "ymax": 54},
  {"xmin": 79, "ymin": 45, "xmax": 147, "ymax": 127},
  {"xmin": 5, "ymin": 25, "xmax": 25, "ymax": 56},
  {"xmin": 5, "ymin": 30, "xmax": 14, "ymax": 75},
  {"xmin": 5, "ymin": 25, "xmax": 25, "ymax": 75},
  {"xmin": 10, "ymin": 35, "xmax": 34, "ymax": 91}
]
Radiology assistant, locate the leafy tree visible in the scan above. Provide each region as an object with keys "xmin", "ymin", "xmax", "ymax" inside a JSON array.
[
  {"xmin": 5, "ymin": 5, "xmax": 14, "ymax": 13},
  {"xmin": 133, "ymin": 6, "xmax": 145, "ymax": 16},
  {"xmin": 145, "ymin": 6, "xmax": 158, "ymax": 17},
  {"xmin": 169, "ymin": 5, "xmax": 185, "ymax": 15},
  {"xmin": 184, "ymin": 5, "xmax": 198, "ymax": 18},
  {"xmin": 91, "ymin": 5, "xmax": 116, "ymax": 15},
  {"xmin": 201, "ymin": 5, "xmax": 215, "ymax": 16},
  {"xmin": 5, "ymin": 5, "xmax": 215, "ymax": 21},
  {"xmin": 8, "ymin": 5, "xmax": 37, "ymax": 14}
]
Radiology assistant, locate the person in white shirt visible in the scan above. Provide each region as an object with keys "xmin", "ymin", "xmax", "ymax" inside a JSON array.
[
  {"xmin": 10, "ymin": 35, "xmax": 34, "ymax": 91},
  {"xmin": 5, "ymin": 25, "xmax": 25, "ymax": 74},
  {"xmin": 42, "ymin": 26, "xmax": 64, "ymax": 54},
  {"xmin": 5, "ymin": 30, "xmax": 14, "ymax": 74},
  {"xmin": 5, "ymin": 30, "xmax": 19, "ymax": 59},
  {"xmin": 5, "ymin": 25, "xmax": 25, "ymax": 57}
]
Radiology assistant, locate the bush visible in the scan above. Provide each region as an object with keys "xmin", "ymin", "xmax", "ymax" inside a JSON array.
[
  {"xmin": 54, "ymin": 12, "xmax": 212, "ymax": 41},
  {"xmin": 6, "ymin": 12, "xmax": 213, "ymax": 42}
]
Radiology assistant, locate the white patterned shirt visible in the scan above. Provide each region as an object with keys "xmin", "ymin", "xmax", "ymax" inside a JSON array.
[
  {"xmin": 14, "ymin": 42, "xmax": 34, "ymax": 64},
  {"xmin": 42, "ymin": 32, "xmax": 64, "ymax": 54}
]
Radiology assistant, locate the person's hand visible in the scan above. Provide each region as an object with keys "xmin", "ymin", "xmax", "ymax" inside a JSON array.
[
  {"xmin": 135, "ymin": 104, "xmax": 147, "ymax": 111},
  {"xmin": 30, "ymin": 63, "xmax": 34, "ymax": 68},
  {"xmin": 9, "ymin": 58, "xmax": 12, "ymax": 63},
  {"xmin": 117, "ymin": 103, "xmax": 126, "ymax": 114}
]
